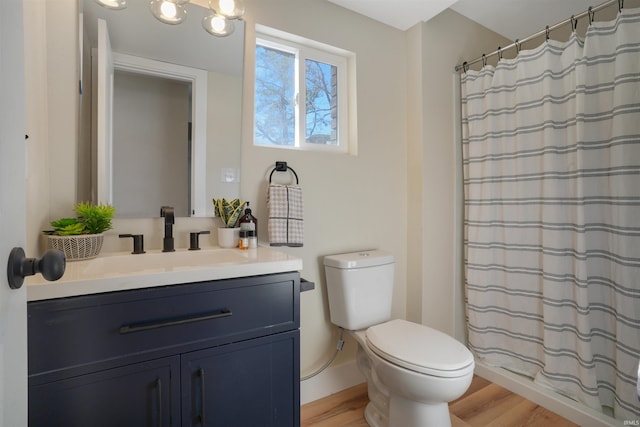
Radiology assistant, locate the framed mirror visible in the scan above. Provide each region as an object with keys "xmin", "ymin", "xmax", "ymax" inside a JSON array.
[{"xmin": 81, "ymin": 0, "xmax": 244, "ymax": 217}]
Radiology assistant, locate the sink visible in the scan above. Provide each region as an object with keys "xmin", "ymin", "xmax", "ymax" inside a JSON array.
[{"xmin": 81, "ymin": 248, "xmax": 250, "ymax": 276}]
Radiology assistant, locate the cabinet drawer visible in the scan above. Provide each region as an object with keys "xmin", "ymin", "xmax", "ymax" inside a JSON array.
[{"xmin": 29, "ymin": 272, "xmax": 299, "ymax": 379}]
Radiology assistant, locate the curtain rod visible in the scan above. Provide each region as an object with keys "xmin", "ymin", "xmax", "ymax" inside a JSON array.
[{"xmin": 454, "ymin": 0, "xmax": 622, "ymax": 72}]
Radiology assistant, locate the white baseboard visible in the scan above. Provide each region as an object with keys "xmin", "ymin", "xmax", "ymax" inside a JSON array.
[{"xmin": 300, "ymin": 361, "xmax": 366, "ymax": 405}]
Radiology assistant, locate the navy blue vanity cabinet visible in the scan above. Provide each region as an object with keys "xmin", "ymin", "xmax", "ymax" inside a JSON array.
[{"xmin": 28, "ymin": 272, "xmax": 301, "ymax": 427}]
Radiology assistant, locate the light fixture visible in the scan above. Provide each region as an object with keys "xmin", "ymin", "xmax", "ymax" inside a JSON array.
[
  {"xmin": 202, "ymin": 11, "xmax": 235, "ymax": 37},
  {"xmin": 96, "ymin": 0, "xmax": 245, "ymax": 37},
  {"xmin": 95, "ymin": 0, "xmax": 127, "ymax": 10},
  {"xmin": 149, "ymin": 0, "xmax": 188, "ymax": 25}
]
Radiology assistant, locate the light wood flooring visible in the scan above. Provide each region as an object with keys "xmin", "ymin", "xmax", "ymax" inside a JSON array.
[{"xmin": 301, "ymin": 375, "xmax": 578, "ymax": 427}]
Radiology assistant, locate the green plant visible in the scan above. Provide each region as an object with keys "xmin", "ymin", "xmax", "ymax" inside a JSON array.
[
  {"xmin": 48, "ymin": 202, "xmax": 116, "ymax": 235},
  {"xmin": 212, "ymin": 198, "xmax": 244, "ymax": 228}
]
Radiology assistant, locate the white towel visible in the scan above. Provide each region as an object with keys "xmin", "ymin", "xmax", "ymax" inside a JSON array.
[{"xmin": 267, "ymin": 183, "xmax": 303, "ymax": 247}]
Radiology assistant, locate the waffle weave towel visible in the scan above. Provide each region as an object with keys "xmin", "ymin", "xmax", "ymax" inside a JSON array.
[{"xmin": 267, "ymin": 184, "xmax": 303, "ymax": 247}]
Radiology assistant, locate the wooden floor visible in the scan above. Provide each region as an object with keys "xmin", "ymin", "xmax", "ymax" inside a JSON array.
[{"xmin": 301, "ymin": 375, "xmax": 578, "ymax": 427}]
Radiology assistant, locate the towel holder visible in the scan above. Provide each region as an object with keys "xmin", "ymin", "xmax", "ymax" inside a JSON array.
[{"xmin": 269, "ymin": 161, "xmax": 299, "ymax": 184}]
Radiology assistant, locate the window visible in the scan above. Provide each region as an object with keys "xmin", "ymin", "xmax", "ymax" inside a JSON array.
[{"xmin": 254, "ymin": 27, "xmax": 354, "ymax": 153}]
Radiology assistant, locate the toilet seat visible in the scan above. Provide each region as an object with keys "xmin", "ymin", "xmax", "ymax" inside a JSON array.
[{"xmin": 366, "ymin": 319, "xmax": 474, "ymax": 378}]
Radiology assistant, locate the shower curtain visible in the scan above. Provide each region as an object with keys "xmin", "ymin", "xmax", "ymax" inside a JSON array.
[{"xmin": 461, "ymin": 7, "xmax": 640, "ymax": 420}]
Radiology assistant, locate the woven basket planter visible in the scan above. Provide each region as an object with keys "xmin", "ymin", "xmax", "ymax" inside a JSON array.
[{"xmin": 46, "ymin": 234, "xmax": 104, "ymax": 261}]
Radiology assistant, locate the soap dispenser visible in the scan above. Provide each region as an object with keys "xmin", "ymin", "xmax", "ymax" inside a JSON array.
[{"xmin": 238, "ymin": 202, "xmax": 258, "ymax": 236}]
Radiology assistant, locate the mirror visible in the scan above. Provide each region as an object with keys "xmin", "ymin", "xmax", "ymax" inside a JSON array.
[{"xmin": 80, "ymin": 0, "xmax": 244, "ymax": 217}]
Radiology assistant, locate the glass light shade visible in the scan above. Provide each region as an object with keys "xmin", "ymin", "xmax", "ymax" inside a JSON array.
[
  {"xmin": 95, "ymin": 0, "xmax": 127, "ymax": 10},
  {"xmin": 149, "ymin": 0, "xmax": 187, "ymax": 25},
  {"xmin": 209, "ymin": 0, "xmax": 244, "ymax": 19},
  {"xmin": 202, "ymin": 11, "xmax": 235, "ymax": 37}
]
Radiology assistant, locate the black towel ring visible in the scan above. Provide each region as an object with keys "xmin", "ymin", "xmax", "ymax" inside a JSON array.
[{"xmin": 269, "ymin": 161, "xmax": 299, "ymax": 184}]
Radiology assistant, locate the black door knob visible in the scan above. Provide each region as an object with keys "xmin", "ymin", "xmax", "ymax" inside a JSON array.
[{"xmin": 7, "ymin": 247, "xmax": 66, "ymax": 289}]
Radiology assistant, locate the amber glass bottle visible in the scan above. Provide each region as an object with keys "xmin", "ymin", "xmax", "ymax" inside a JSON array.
[{"xmin": 238, "ymin": 202, "xmax": 258, "ymax": 236}]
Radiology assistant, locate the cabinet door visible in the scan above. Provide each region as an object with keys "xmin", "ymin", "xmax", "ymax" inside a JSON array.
[
  {"xmin": 29, "ymin": 356, "xmax": 180, "ymax": 427},
  {"xmin": 181, "ymin": 331, "xmax": 300, "ymax": 427}
]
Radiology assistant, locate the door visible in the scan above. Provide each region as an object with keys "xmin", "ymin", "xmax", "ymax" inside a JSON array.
[
  {"xmin": 29, "ymin": 356, "xmax": 179, "ymax": 427},
  {"xmin": 0, "ymin": 0, "xmax": 28, "ymax": 424},
  {"xmin": 95, "ymin": 18, "xmax": 114, "ymax": 204},
  {"xmin": 181, "ymin": 331, "xmax": 300, "ymax": 427}
]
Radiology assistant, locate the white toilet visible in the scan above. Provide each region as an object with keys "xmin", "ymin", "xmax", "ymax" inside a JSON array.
[{"xmin": 324, "ymin": 250, "xmax": 474, "ymax": 427}]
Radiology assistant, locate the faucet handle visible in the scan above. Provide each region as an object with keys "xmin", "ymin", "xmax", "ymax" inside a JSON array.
[
  {"xmin": 119, "ymin": 234, "xmax": 146, "ymax": 254},
  {"xmin": 189, "ymin": 230, "xmax": 211, "ymax": 251}
]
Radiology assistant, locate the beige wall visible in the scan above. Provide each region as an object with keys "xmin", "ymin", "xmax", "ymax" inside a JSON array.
[
  {"xmin": 413, "ymin": 10, "xmax": 509, "ymax": 339},
  {"xmin": 239, "ymin": 0, "xmax": 408, "ymax": 372},
  {"xmin": 25, "ymin": 0, "xmax": 509, "ymax": 396}
]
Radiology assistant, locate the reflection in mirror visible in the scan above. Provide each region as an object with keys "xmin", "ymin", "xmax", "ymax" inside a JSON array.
[{"xmin": 80, "ymin": 0, "xmax": 244, "ymax": 217}]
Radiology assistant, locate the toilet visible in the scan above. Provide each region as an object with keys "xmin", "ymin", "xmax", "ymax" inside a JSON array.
[{"xmin": 324, "ymin": 250, "xmax": 474, "ymax": 427}]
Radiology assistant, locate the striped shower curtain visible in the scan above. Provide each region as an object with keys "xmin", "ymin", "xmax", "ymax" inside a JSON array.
[{"xmin": 461, "ymin": 8, "xmax": 640, "ymax": 420}]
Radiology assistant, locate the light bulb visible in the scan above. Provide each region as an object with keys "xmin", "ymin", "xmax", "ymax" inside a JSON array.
[
  {"xmin": 209, "ymin": 0, "xmax": 244, "ymax": 19},
  {"xmin": 160, "ymin": 1, "xmax": 177, "ymax": 18},
  {"xmin": 149, "ymin": 0, "xmax": 187, "ymax": 24},
  {"xmin": 202, "ymin": 11, "xmax": 235, "ymax": 36},
  {"xmin": 219, "ymin": 0, "xmax": 235, "ymax": 15},
  {"xmin": 210, "ymin": 15, "xmax": 226, "ymax": 32}
]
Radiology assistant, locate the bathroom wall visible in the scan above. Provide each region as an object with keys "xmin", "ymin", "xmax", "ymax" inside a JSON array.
[
  {"xmin": 412, "ymin": 10, "xmax": 509, "ymax": 339},
  {"xmin": 24, "ymin": 0, "xmax": 509, "ymax": 403},
  {"xmin": 239, "ymin": 0, "xmax": 409, "ymax": 378}
]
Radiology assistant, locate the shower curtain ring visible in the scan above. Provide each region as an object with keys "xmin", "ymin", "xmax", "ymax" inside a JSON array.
[
  {"xmin": 545, "ymin": 25, "xmax": 550, "ymax": 41},
  {"xmin": 588, "ymin": 6, "xmax": 595, "ymax": 24},
  {"xmin": 570, "ymin": 15, "xmax": 577, "ymax": 32},
  {"xmin": 482, "ymin": 54, "xmax": 487, "ymax": 67},
  {"xmin": 515, "ymin": 39, "xmax": 521, "ymax": 54},
  {"xmin": 498, "ymin": 47, "xmax": 503, "ymax": 60},
  {"xmin": 618, "ymin": 0, "xmax": 624, "ymax": 12},
  {"xmin": 462, "ymin": 61, "xmax": 469, "ymax": 73}
]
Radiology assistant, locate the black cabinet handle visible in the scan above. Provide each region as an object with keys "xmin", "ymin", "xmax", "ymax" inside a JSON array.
[
  {"xmin": 156, "ymin": 378, "xmax": 162, "ymax": 427},
  {"xmin": 198, "ymin": 368, "xmax": 206, "ymax": 426},
  {"xmin": 119, "ymin": 309, "xmax": 232, "ymax": 334}
]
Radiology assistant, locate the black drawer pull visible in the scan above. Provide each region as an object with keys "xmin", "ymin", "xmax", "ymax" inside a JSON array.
[{"xmin": 119, "ymin": 309, "xmax": 232, "ymax": 334}]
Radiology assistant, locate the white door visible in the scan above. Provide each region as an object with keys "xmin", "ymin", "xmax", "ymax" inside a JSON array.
[
  {"xmin": 96, "ymin": 18, "xmax": 114, "ymax": 205},
  {"xmin": 0, "ymin": 0, "xmax": 28, "ymax": 424}
]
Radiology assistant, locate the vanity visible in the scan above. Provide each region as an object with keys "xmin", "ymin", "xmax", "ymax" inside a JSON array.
[{"xmin": 27, "ymin": 247, "xmax": 303, "ymax": 426}]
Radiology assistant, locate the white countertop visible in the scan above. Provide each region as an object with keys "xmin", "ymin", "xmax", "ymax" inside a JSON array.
[{"xmin": 27, "ymin": 246, "xmax": 303, "ymax": 301}]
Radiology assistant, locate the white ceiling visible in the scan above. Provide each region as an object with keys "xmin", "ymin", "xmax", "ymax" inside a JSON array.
[{"xmin": 326, "ymin": 0, "xmax": 606, "ymax": 40}]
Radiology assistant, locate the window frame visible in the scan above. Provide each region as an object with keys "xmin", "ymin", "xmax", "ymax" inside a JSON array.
[{"xmin": 254, "ymin": 28, "xmax": 352, "ymax": 153}]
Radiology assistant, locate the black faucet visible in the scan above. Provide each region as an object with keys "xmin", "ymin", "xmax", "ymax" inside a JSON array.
[{"xmin": 160, "ymin": 206, "xmax": 175, "ymax": 252}]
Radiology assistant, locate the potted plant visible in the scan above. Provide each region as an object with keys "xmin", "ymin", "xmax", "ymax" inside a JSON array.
[
  {"xmin": 212, "ymin": 198, "xmax": 244, "ymax": 248},
  {"xmin": 45, "ymin": 202, "xmax": 116, "ymax": 261}
]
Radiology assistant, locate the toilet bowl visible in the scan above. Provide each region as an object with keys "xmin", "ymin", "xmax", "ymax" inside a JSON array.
[
  {"xmin": 324, "ymin": 251, "xmax": 475, "ymax": 427},
  {"xmin": 365, "ymin": 320, "xmax": 473, "ymax": 426}
]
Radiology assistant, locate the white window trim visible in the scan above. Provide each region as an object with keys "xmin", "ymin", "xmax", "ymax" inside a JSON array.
[{"xmin": 254, "ymin": 25, "xmax": 357, "ymax": 154}]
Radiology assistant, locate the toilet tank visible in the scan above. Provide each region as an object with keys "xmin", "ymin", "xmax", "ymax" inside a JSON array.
[{"xmin": 324, "ymin": 250, "xmax": 395, "ymax": 330}]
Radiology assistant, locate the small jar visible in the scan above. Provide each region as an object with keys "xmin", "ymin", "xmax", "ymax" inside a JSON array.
[
  {"xmin": 248, "ymin": 230, "xmax": 257, "ymax": 249},
  {"xmin": 239, "ymin": 230, "xmax": 249, "ymax": 250}
]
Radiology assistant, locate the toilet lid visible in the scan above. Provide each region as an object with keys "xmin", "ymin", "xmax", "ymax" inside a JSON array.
[{"xmin": 366, "ymin": 319, "xmax": 474, "ymax": 378}]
